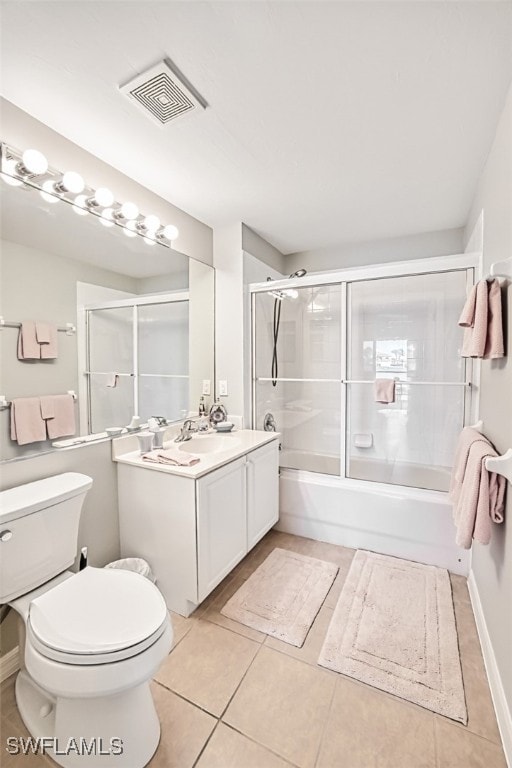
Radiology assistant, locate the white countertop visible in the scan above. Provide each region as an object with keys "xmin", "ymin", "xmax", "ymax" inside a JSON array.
[{"xmin": 112, "ymin": 429, "xmax": 280, "ymax": 479}]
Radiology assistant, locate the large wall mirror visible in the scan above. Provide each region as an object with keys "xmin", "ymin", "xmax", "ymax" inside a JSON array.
[{"xmin": 0, "ymin": 170, "xmax": 214, "ymax": 462}]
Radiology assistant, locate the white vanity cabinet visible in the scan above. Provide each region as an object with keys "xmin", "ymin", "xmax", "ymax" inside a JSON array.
[{"xmin": 116, "ymin": 434, "xmax": 279, "ymax": 616}]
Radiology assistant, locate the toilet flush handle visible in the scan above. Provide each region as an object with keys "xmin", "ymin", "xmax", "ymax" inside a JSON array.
[{"xmin": 0, "ymin": 530, "xmax": 12, "ymax": 542}]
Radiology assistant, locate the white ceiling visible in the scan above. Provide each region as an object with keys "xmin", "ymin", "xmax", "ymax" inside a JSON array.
[{"xmin": 1, "ymin": 1, "xmax": 511, "ymax": 255}]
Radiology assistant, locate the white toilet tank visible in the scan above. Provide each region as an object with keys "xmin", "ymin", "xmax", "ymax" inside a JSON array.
[{"xmin": 0, "ymin": 473, "xmax": 93, "ymax": 604}]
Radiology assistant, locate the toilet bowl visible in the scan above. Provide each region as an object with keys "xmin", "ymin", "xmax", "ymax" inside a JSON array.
[{"xmin": 0, "ymin": 473, "xmax": 173, "ymax": 768}]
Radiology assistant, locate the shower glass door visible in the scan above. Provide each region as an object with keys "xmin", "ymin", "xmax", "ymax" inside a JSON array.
[
  {"xmin": 345, "ymin": 270, "xmax": 469, "ymax": 491},
  {"xmin": 253, "ymin": 284, "xmax": 342, "ymax": 475}
]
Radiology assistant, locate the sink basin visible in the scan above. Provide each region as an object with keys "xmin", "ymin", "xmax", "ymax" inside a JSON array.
[{"xmin": 179, "ymin": 435, "xmax": 241, "ymax": 455}]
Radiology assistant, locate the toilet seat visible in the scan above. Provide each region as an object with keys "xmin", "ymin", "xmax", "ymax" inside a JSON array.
[{"xmin": 28, "ymin": 566, "xmax": 168, "ymax": 665}]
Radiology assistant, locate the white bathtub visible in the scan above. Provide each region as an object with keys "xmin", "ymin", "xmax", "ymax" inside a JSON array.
[{"xmin": 277, "ymin": 467, "xmax": 470, "ymax": 576}]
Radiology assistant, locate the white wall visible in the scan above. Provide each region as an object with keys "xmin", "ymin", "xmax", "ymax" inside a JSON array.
[
  {"xmin": 464, "ymin": 83, "xmax": 512, "ymax": 751},
  {"xmin": 286, "ymin": 227, "xmax": 464, "ymax": 274}
]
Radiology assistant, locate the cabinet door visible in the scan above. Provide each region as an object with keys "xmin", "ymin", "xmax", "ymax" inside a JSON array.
[
  {"xmin": 247, "ymin": 440, "xmax": 279, "ymax": 551},
  {"xmin": 197, "ymin": 458, "xmax": 247, "ymax": 602}
]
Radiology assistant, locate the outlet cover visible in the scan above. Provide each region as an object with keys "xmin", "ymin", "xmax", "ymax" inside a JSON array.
[
  {"xmin": 202, "ymin": 379, "xmax": 211, "ymax": 396},
  {"xmin": 218, "ymin": 380, "xmax": 228, "ymax": 397}
]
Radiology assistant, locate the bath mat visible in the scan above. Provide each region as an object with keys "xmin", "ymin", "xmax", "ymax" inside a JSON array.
[
  {"xmin": 318, "ymin": 550, "xmax": 467, "ymax": 723},
  {"xmin": 221, "ymin": 548, "xmax": 338, "ymax": 647}
]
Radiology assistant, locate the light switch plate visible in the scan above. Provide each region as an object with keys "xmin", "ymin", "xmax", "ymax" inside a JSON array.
[
  {"xmin": 218, "ymin": 380, "xmax": 228, "ymax": 396},
  {"xmin": 202, "ymin": 379, "xmax": 211, "ymax": 396}
]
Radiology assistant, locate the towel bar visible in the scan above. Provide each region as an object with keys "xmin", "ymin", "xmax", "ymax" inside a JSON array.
[
  {"xmin": 469, "ymin": 420, "xmax": 512, "ymax": 483},
  {"xmin": 0, "ymin": 317, "xmax": 76, "ymax": 335},
  {"xmin": 489, "ymin": 257, "xmax": 512, "ymax": 280},
  {"xmin": 0, "ymin": 391, "xmax": 77, "ymax": 411}
]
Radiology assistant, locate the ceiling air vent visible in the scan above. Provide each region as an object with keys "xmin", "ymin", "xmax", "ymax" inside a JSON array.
[{"xmin": 120, "ymin": 60, "xmax": 206, "ymax": 127}]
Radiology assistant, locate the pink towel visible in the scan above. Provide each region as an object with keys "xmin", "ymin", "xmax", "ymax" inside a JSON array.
[
  {"xmin": 460, "ymin": 280, "xmax": 504, "ymax": 359},
  {"xmin": 374, "ymin": 379, "xmax": 395, "ymax": 404},
  {"xmin": 10, "ymin": 397, "xmax": 47, "ymax": 445},
  {"xmin": 39, "ymin": 396, "xmax": 55, "ymax": 420},
  {"xmin": 142, "ymin": 448, "xmax": 200, "ymax": 467},
  {"xmin": 36, "ymin": 322, "xmax": 58, "ymax": 359},
  {"xmin": 17, "ymin": 321, "xmax": 40, "ymax": 359},
  {"xmin": 449, "ymin": 427, "xmax": 506, "ymax": 549},
  {"xmin": 45, "ymin": 394, "xmax": 76, "ymax": 439}
]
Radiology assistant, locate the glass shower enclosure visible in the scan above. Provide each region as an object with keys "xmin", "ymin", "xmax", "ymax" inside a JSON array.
[{"xmin": 252, "ymin": 266, "xmax": 472, "ymax": 492}]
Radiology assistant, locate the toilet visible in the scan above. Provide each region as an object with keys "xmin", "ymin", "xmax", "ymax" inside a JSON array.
[{"xmin": 0, "ymin": 472, "xmax": 173, "ymax": 768}]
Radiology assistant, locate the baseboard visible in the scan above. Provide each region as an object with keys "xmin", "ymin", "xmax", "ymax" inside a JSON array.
[
  {"xmin": 468, "ymin": 571, "xmax": 512, "ymax": 767},
  {"xmin": 0, "ymin": 646, "xmax": 20, "ymax": 683}
]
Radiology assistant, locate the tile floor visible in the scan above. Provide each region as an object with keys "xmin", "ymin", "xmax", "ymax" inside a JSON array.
[{"xmin": 0, "ymin": 530, "xmax": 507, "ymax": 767}]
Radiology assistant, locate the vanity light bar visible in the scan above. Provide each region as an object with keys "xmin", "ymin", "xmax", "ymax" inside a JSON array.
[{"xmin": 0, "ymin": 143, "xmax": 180, "ymax": 247}]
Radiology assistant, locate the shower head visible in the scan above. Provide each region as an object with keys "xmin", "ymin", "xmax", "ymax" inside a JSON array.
[{"xmin": 289, "ymin": 269, "xmax": 307, "ymax": 278}]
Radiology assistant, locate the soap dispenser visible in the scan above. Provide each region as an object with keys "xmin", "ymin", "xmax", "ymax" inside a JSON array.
[{"xmin": 209, "ymin": 401, "xmax": 227, "ymax": 426}]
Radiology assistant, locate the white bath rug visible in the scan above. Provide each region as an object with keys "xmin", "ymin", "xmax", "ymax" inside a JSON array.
[
  {"xmin": 221, "ymin": 548, "xmax": 338, "ymax": 647},
  {"xmin": 318, "ymin": 550, "xmax": 467, "ymax": 723}
]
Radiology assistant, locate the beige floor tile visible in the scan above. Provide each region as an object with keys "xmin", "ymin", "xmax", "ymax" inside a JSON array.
[
  {"xmin": 154, "ymin": 621, "xmax": 260, "ymax": 716},
  {"xmin": 317, "ymin": 676, "xmax": 436, "ymax": 768},
  {"xmin": 169, "ymin": 611, "xmax": 196, "ymax": 647},
  {"xmin": 264, "ymin": 602, "xmax": 335, "ymax": 669},
  {"xmin": 450, "ymin": 574, "xmax": 470, "ymax": 605},
  {"xmin": 1, "ymin": 709, "xmax": 51, "ymax": 766},
  {"xmin": 0, "ymin": 674, "xmax": 18, "ymax": 720},
  {"xmin": 224, "ymin": 646, "xmax": 335, "ymax": 768},
  {"xmin": 453, "ymin": 600, "xmax": 501, "ymax": 744},
  {"xmin": 435, "ymin": 718, "xmax": 507, "ymax": 767},
  {"xmin": 195, "ymin": 722, "xmax": 293, "ymax": 768},
  {"xmin": 148, "ymin": 682, "xmax": 216, "ymax": 768}
]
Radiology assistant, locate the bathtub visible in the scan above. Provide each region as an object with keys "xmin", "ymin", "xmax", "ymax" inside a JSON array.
[{"xmin": 277, "ymin": 465, "xmax": 470, "ymax": 576}]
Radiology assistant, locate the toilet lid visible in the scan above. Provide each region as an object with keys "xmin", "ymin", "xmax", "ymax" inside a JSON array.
[{"xmin": 28, "ymin": 567, "xmax": 168, "ymax": 656}]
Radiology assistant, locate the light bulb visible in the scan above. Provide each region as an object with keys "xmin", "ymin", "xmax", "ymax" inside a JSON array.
[
  {"xmin": 99, "ymin": 208, "xmax": 115, "ymax": 227},
  {"xmin": 143, "ymin": 214, "xmax": 160, "ymax": 232},
  {"xmin": 40, "ymin": 180, "xmax": 60, "ymax": 203},
  {"xmin": 87, "ymin": 187, "xmax": 114, "ymax": 208},
  {"xmin": 58, "ymin": 171, "xmax": 84, "ymax": 194},
  {"xmin": 120, "ymin": 201, "xmax": 139, "ymax": 220},
  {"xmin": 72, "ymin": 194, "xmax": 89, "ymax": 216},
  {"xmin": 21, "ymin": 149, "xmax": 48, "ymax": 175},
  {"xmin": 162, "ymin": 224, "xmax": 179, "ymax": 241},
  {"xmin": 1, "ymin": 160, "xmax": 23, "ymax": 186}
]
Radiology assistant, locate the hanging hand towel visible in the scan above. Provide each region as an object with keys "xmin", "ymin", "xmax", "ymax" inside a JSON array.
[
  {"xmin": 374, "ymin": 379, "xmax": 395, "ymax": 404},
  {"xmin": 17, "ymin": 321, "xmax": 40, "ymax": 359},
  {"xmin": 39, "ymin": 395, "xmax": 55, "ymax": 420},
  {"xmin": 36, "ymin": 322, "xmax": 58, "ymax": 359},
  {"xmin": 10, "ymin": 397, "xmax": 47, "ymax": 445},
  {"xmin": 45, "ymin": 394, "xmax": 76, "ymax": 439},
  {"xmin": 460, "ymin": 279, "xmax": 504, "ymax": 359}
]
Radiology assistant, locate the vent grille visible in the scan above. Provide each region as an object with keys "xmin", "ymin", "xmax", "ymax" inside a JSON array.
[{"xmin": 120, "ymin": 61, "xmax": 205, "ymax": 127}]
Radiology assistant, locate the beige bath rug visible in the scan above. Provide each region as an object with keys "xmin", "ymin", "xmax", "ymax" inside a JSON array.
[
  {"xmin": 318, "ymin": 550, "xmax": 467, "ymax": 723},
  {"xmin": 221, "ymin": 548, "xmax": 338, "ymax": 647}
]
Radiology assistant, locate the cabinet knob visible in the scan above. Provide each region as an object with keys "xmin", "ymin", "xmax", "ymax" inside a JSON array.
[{"xmin": 0, "ymin": 530, "xmax": 13, "ymax": 542}]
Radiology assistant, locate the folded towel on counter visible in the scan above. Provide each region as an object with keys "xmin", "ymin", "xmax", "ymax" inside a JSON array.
[
  {"xmin": 460, "ymin": 279, "xmax": 504, "ymax": 359},
  {"xmin": 449, "ymin": 427, "xmax": 506, "ymax": 549},
  {"xmin": 45, "ymin": 394, "xmax": 76, "ymax": 439},
  {"xmin": 142, "ymin": 448, "xmax": 200, "ymax": 467},
  {"xmin": 17, "ymin": 321, "xmax": 40, "ymax": 359},
  {"xmin": 10, "ymin": 397, "xmax": 47, "ymax": 445},
  {"xmin": 36, "ymin": 322, "xmax": 58, "ymax": 359},
  {"xmin": 39, "ymin": 395, "xmax": 55, "ymax": 420},
  {"xmin": 374, "ymin": 378, "xmax": 395, "ymax": 404}
]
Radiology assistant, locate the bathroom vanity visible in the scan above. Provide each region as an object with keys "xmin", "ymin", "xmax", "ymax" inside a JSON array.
[{"xmin": 113, "ymin": 430, "xmax": 279, "ymax": 616}]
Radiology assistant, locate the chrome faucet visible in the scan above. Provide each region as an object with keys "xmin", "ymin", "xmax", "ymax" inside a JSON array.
[{"xmin": 174, "ymin": 419, "xmax": 199, "ymax": 443}]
